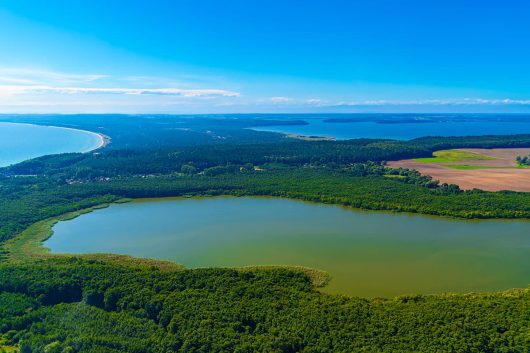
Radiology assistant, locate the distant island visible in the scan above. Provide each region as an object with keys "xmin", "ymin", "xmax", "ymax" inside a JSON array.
[{"xmin": 324, "ymin": 117, "xmax": 437, "ymax": 124}]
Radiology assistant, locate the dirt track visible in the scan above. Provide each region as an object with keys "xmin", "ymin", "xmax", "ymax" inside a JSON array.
[{"xmin": 387, "ymin": 148, "xmax": 530, "ymax": 192}]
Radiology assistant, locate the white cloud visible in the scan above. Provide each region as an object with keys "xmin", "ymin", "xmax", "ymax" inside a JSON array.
[
  {"xmin": 329, "ymin": 98, "xmax": 530, "ymax": 106},
  {"xmin": 306, "ymin": 98, "xmax": 326, "ymax": 105},
  {"xmin": 0, "ymin": 85, "xmax": 239, "ymax": 97},
  {"xmin": 0, "ymin": 68, "xmax": 240, "ymax": 113},
  {"xmin": 0, "ymin": 68, "xmax": 107, "ymax": 85},
  {"xmin": 2, "ymin": 67, "xmax": 530, "ymax": 113},
  {"xmin": 0, "ymin": 67, "xmax": 240, "ymax": 99},
  {"xmin": 269, "ymin": 96, "xmax": 293, "ymax": 103}
]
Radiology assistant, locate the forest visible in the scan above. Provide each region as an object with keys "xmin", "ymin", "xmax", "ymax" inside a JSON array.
[
  {"xmin": 1, "ymin": 115, "xmax": 530, "ymax": 352},
  {"xmin": 1, "ymin": 258, "xmax": 530, "ymax": 353}
]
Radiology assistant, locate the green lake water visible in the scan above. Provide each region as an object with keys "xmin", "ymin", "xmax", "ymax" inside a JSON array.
[
  {"xmin": 45, "ymin": 197, "xmax": 530, "ymax": 297},
  {"xmin": 0, "ymin": 122, "xmax": 102, "ymax": 167}
]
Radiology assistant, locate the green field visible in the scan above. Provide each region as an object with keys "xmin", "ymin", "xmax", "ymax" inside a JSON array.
[
  {"xmin": 445, "ymin": 165, "xmax": 498, "ymax": 170},
  {"xmin": 414, "ymin": 149, "xmax": 497, "ymax": 163}
]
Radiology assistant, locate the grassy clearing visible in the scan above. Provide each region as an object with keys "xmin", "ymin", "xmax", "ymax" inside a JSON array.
[
  {"xmin": 0, "ymin": 338, "xmax": 18, "ymax": 353},
  {"xmin": 383, "ymin": 174, "xmax": 407, "ymax": 179},
  {"xmin": 414, "ymin": 149, "xmax": 496, "ymax": 163}
]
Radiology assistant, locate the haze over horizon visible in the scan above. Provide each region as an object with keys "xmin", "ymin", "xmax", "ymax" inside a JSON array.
[{"xmin": 1, "ymin": 0, "xmax": 530, "ymax": 114}]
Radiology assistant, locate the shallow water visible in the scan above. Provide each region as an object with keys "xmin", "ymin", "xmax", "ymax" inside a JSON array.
[
  {"xmin": 0, "ymin": 122, "xmax": 102, "ymax": 167},
  {"xmin": 46, "ymin": 197, "xmax": 530, "ymax": 297}
]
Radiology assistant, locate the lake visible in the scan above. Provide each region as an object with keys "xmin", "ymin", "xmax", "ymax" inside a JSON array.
[
  {"xmin": 253, "ymin": 116, "xmax": 530, "ymax": 140},
  {"xmin": 0, "ymin": 122, "xmax": 103, "ymax": 167},
  {"xmin": 45, "ymin": 197, "xmax": 530, "ymax": 297}
]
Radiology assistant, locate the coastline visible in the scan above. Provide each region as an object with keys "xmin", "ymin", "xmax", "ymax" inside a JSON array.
[
  {"xmin": 0, "ymin": 121, "xmax": 109, "ymax": 153},
  {"xmin": 284, "ymin": 133, "xmax": 335, "ymax": 141},
  {"xmin": 81, "ymin": 129, "xmax": 109, "ymax": 152}
]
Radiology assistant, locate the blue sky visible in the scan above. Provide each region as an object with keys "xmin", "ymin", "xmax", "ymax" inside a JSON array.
[{"xmin": 1, "ymin": 0, "xmax": 530, "ymax": 113}]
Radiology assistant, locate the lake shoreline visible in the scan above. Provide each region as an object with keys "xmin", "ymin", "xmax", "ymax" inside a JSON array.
[
  {"xmin": 6, "ymin": 192, "xmax": 530, "ymax": 267},
  {"xmin": 32, "ymin": 195, "xmax": 526, "ymax": 297},
  {"xmin": 1, "ymin": 198, "xmax": 329, "ymax": 291}
]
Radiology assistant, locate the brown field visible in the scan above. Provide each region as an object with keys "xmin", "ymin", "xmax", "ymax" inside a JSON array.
[{"xmin": 387, "ymin": 148, "xmax": 530, "ymax": 192}]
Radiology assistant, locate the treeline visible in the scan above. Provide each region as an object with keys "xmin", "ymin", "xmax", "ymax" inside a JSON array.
[
  {"xmin": 6, "ymin": 134, "xmax": 530, "ymax": 179},
  {"xmin": 1, "ymin": 139, "xmax": 430, "ymax": 178},
  {"xmin": 1, "ymin": 258, "xmax": 529, "ymax": 352}
]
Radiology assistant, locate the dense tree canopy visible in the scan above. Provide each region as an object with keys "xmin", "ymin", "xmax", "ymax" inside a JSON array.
[
  {"xmin": 1, "ymin": 258, "xmax": 530, "ymax": 353},
  {"xmin": 516, "ymin": 154, "xmax": 530, "ymax": 166}
]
